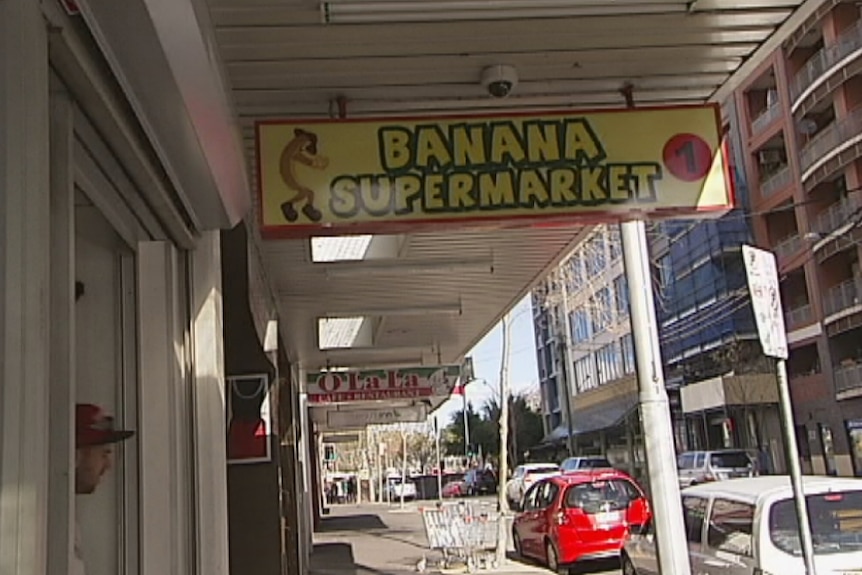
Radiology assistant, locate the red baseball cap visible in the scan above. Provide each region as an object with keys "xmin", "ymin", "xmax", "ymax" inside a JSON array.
[{"xmin": 76, "ymin": 404, "xmax": 134, "ymax": 447}]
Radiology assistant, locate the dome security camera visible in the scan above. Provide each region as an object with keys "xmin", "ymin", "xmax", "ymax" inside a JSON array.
[{"xmin": 480, "ymin": 65, "xmax": 518, "ymax": 99}]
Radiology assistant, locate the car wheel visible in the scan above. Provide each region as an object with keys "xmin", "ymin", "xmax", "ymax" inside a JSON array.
[
  {"xmin": 546, "ymin": 540, "xmax": 560, "ymax": 574},
  {"xmin": 621, "ymin": 552, "xmax": 638, "ymax": 575}
]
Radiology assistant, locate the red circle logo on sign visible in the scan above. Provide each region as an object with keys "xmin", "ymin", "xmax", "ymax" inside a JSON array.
[{"xmin": 662, "ymin": 133, "xmax": 712, "ymax": 182}]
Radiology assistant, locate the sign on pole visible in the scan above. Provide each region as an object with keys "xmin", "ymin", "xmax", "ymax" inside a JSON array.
[{"xmin": 742, "ymin": 245, "xmax": 788, "ymax": 360}]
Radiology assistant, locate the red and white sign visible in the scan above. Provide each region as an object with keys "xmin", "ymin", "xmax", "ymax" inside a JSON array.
[{"xmin": 306, "ymin": 365, "xmax": 460, "ymax": 404}]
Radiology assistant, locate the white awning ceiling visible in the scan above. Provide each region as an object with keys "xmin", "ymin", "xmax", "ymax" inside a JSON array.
[{"xmin": 75, "ymin": 0, "xmax": 823, "ymax": 383}]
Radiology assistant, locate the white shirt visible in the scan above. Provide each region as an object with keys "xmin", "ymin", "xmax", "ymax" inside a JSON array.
[{"xmin": 70, "ymin": 521, "xmax": 86, "ymax": 575}]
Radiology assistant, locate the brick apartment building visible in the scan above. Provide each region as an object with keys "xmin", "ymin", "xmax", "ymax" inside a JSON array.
[{"xmin": 736, "ymin": 0, "xmax": 862, "ymax": 476}]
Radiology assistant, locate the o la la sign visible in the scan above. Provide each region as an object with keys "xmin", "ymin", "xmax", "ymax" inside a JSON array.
[{"xmin": 306, "ymin": 365, "xmax": 461, "ymax": 404}]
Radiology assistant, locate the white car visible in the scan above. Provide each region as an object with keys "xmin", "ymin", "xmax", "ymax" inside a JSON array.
[
  {"xmin": 386, "ymin": 477, "xmax": 417, "ymax": 501},
  {"xmin": 622, "ymin": 476, "xmax": 862, "ymax": 575},
  {"xmin": 505, "ymin": 463, "xmax": 560, "ymax": 509}
]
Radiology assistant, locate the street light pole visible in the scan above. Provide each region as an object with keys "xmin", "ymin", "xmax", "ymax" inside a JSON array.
[{"xmin": 558, "ymin": 270, "xmax": 576, "ymax": 457}]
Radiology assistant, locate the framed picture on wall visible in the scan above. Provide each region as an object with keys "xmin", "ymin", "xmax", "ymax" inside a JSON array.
[{"xmin": 226, "ymin": 373, "xmax": 272, "ymax": 464}]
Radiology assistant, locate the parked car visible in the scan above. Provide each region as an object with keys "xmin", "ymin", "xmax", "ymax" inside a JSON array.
[
  {"xmin": 622, "ymin": 476, "xmax": 862, "ymax": 575},
  {"xmin": 676, "ymin": 449, "xmax": 756, "ymax": 488},
  {"xmin": 386, "ymin": 476, "xmax": 417, "ymax": 500},
  {"xmin": 442, "ymin": 476, "xmax": 467, "ymax": 498},
  {"xmin": 512, "ymin": 469, "xmax": 650, "ymax": 572},
  {"xmin": 560, "ymin": 456, "xmax": 613, "ymax": 473},
  {"xmin": 465, "ymin": 468, "xmax": 497, "ymax": 495},
  {"xmin": 505, "ymin": 463, "xmax": 560, "ymax": 509}
]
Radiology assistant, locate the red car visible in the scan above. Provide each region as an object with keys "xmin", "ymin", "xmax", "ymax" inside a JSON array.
[
  {"xmin": 441, "ymin": 475, "xmax": 467, "ymax": 498},
  {"xmin": 512, "ymin": 469, "xmax": 650, "ymax": 571}
]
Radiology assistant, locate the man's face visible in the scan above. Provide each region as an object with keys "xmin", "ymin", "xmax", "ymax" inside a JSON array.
[{"xmin": 75, "ymin": 444, "xmax": 113, "ymax": 494}]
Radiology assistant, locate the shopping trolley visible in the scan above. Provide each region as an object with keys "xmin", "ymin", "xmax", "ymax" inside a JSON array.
[{"xmin": 420, "ymin": 501, "xmax": 501, "ymax": 571}]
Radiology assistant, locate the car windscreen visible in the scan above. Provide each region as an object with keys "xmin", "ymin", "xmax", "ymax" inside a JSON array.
[
  {"xmin": 769, "ymin": 490, "xmax": 862, "ymax": 555},
  {"xmin": 584, "ymin": 458, "xmax": 612, "ymax": 468},
  {"xmin": 564, "ymin": 480, "xmax": 634, "ymax": 513},
  {"xmin": 526, "ymin": 466, "xmax": 559, "ymax": 475},
  {"xmin": 708, "ymin": 452, "xmax": 751, "ymax": 468}
]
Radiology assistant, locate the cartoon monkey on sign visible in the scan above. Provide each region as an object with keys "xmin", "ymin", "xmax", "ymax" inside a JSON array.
[{"xmin": 279, "ymin": 128, "xmax": 329, "ymax": 222}]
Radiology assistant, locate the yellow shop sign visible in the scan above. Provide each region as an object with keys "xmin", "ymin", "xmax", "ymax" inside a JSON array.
[{"xmin": 256, "ymin": 106, "xmax": 732, "ymax": 238}]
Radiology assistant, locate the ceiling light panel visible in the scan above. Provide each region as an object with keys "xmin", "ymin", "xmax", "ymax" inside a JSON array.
[{"xmin": 321, "ymin": 0, "xmax": 688, "ymax": 23}]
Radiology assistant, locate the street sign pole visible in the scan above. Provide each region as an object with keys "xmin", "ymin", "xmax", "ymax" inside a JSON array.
[{"xmin": 743, "ymin": 245, "xmax": 816, "ymax": 575}]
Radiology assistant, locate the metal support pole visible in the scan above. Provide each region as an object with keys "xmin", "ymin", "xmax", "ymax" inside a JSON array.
[
  {"xmin": 558, "ymin": 272, "xmax": 576, "ymax": 457},
  {"xmin": 436, "ymin": 417, "xmax": 443, "ymax": 501},
  {"xmin": 620, "ymin": 220, "xmax": 691, "ymax": 575},
  {"xmin": 464, "ymin": 390, "xmax": 471, "ymax": 462},
  {"xmin": 496, "ymin": 314, "xmax": 511, "ymax": 566},
  {"xmin": 400, "ymin": 430, "xmax": 407, "ymax": 509},
  {"xmin": 777, "ymin": 360, "xmax": 817, "ymax": 575}
]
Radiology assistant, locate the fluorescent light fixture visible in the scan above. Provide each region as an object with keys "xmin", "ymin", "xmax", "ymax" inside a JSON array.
[
  {"xmin": 321, "ymin": 302, "xmax": 463, "ymax": 318},
  {"xmin": 322, "ymin": 256, "xmax": 493, "ymax": 277},
  {"xmin": 318, "ymin": 356, "xmax": 427, "ymax": 369},
  {"xmin": 321, "ymin": 0, "xmax": 687, "ymax": 24}
]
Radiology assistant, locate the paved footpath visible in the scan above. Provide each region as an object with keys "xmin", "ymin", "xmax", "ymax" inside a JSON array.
[{"xmin": 309, "ymin": 501, "xmax": 619, "ymax": 575}]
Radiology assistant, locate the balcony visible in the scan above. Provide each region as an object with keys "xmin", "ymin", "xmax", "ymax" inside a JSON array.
[
  {"xmin": 774, "ymin": 234, "xmax": 803, "ymax": 263},
  {"xmin": 785, "ymin": 304, "xmax": 813, "ymax": 330},
  {"xmin": 834, "ymin": 363, "xmax": 862, "ymax": 395},
  {"xmin": 790, "ymin": 18, "xmax": 862, "ymax": 104},
  {"xmin": 812, "ymin": 196, "xmax": 861, "ymax": 238},
  {"xmin": 759, "ymin": 165, "xmax": 792, "ymax": 199},
  {"xmin": 751, "ymin": 101, "xmax": 782, "ymax": 137},
  {"xmin": 823, "ymin": 278, "xmax": 862, "ymax": 318},
  {"xmin": 799, "ymin": 108, "xmax": 862, "ymax": 176}
]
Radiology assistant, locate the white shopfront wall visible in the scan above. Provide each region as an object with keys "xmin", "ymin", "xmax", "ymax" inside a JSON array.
[{"xmin": 1, "ymin": 1, "xmax": 251, "ymax": 575}]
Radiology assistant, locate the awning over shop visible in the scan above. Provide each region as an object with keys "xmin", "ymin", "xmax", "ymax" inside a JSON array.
[{"xmin": 541, "ymin": 393, "xmax": 640, "ymax": 445}]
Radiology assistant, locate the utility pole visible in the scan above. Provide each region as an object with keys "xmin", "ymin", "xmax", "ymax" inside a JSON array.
[
  {"xmin": 496, "ymin": 313, "xmax": 511, "ymax": 566},
  {"xmin": 463, "ymin": 389, "xmax": 471, "ymax": 463},
  {"xmin": 400, "ymin": 427, "xmax": 407, "ymax": 509},
  {"xmin": 620, "ymin": 220, "xmax": 691, "ymax": 575},
  {"xmin": 557, "ymin": 269, "xmax": 576, "ymax": 457}
]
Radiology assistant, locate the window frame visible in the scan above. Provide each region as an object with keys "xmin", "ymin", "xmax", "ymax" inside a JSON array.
[{"xmin": 705, "ymin": 497, "xmax": 755, "ymax": 557}]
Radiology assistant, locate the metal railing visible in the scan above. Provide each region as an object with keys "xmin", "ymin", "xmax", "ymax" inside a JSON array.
[
  {"xmin": 790, "ymin": 18, "xmax": 862, "ymax": 101},
  {"xmin": 774, "ymin": 234, "xmax": 802, "ymax": 261},
  {"xmin": 813, "ymin": 195, "xmax": 861, "ymax": 236},
  {"xmin": 759, "ymin": 165, "xmax": 792, "ymax": 199},
  {"xmin": 799, "ymin": 107, "xmax": 862, "ymax": 173},
  {"xmin": 823, "ymin": 277, "xmax": 862, "ymax": 317},
  {"xmin": 785, "ymin": 304, "xmax": 813, "ymax": 329},
  {"xmin": 834, "ymin": 363, "xmax": 862, "ymax": 395},
  {"xmin": 751, "ymin": 101, "xmax": 782, "ymax": 135}
]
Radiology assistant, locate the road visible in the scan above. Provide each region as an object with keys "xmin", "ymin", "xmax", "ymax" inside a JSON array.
[{"xmin": 311, "ymin": 497, "xmax": 620, "ymax": 575}]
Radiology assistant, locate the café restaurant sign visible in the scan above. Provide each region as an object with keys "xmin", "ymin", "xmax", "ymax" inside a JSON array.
[
  {"xmin": 306, "ymin": 365, "xmax": 461, "ymax": 404},
  {"xmin": 256, "ymin": 105, "xmax": 732, "ymax": 238}
]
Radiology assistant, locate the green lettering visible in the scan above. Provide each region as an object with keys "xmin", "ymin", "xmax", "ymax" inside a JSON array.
[
  {"xmin": 519, "ymin": 170, "xmax": 550, "ymax": 207},
  {"xmin": 379, "ymin": 127, "xmax": 413, "ymax": 172},
  {"xmin": 564, "ymin": 120, "xmax": 604, "ymax": 165},
  {"xmin": 581, "ymin": 167, "xmax": 607, "ymax": 204},
  {"xmin": 630, "ymin": 163, "xmax": 661, "ymax": 201},
  {"xmin": 548, "ymin": 168, "xmax": 578, "ymax": 205},
  {"xmin": 425, "ymin": 174, "xmax": 446, "ymax": 211},
  {"xmin": 394, "ymin": 175, "xmax": 423, "ymax": 215},
  {"xmin": 451, "ymin": 125, "xmax": 487, "ymax": 166},
  {"xmin": 448, "ymin": 173, "xmax": 476, "ymax": 209},
  {"xmin": 525, "ymin": 123, "xmax": 560, "ymax": 163},
  {"xmin": 490, "ymin": 124, "xmax": 525, "ymax": 165},
  {"xmin": 478, "ymin": 172, "xmax": 516, "ymax": 208},
  {"xmin": 330, "ymin": 177, "xmax": 360, "ymax": 218},
  {"xmin": 415, "ymin": 126, "xmax": 451, "ymax": 169},
  {"xmin": 608, "ymin": 164, "xmax": 631, "ymax": 203}
]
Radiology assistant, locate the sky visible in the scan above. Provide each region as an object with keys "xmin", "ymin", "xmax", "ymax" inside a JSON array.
[{"xmin": 432, "ymin": 295, "xmax": 540, "ymax": 427}]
